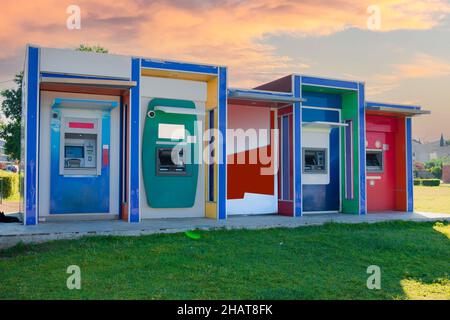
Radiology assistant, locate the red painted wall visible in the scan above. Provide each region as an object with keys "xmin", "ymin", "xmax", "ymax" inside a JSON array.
[
  {"xmin": 226, "ymin": 105, "xmax": 275, "ymax": 200},
  {"xmin": 227, "ymin": 145, "xmax": 275, "ymax": 199},
  {"xmin": 366, "ymin": 114, "xmax": 407, "ymax": 212}
]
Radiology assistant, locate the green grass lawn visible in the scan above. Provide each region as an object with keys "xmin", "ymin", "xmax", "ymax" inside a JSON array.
[
  {"xmin": 414, "ymin": 184, "xmax": 450, "ymax": 213},
  {"xmin": 1, "ymin": 221, "xmax": 449, "ymax": 300}
]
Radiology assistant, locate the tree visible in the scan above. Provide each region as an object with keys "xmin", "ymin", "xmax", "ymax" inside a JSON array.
[
  {"xmin": 425, "ymin": 156, "xmax": 450, "ymax": 179},
  {"xmin": 440, "ymin": 133, "xmax": 445, "ymax": 147},
  {"xmin": 0, "ymin": 45, "xmax": 108, "ymax": 162},
  {"xmin": 430, "ymin": 166, "xmax": 442, "ymax": 179},
  {"xmin": 0, "ymin": 72, "xmax": 23, "ymax": 160},
  {"xmin": 76, "ymin": 44, "xmax": 109, "ymax": 53}
]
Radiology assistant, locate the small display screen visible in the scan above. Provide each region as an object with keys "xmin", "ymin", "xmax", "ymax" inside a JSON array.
[
  {"xmin": 65, "ymin": 146, "xmax": 84, "ymax": 158},
  {"xmin": 303, "ymin": 148, "xmax": 327, "ymax": 173},
  {"xmin": 367, "ymin": 151, "xmax": 383, "ymax": 172},
  {"xmin": 158, "ymin": 123, "xmax": 185, "ymax": 140}
]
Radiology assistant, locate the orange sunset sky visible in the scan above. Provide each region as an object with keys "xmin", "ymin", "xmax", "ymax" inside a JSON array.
[{"xmin": 1, "ymin": 0, "xmax": 449, "ymax": 141}]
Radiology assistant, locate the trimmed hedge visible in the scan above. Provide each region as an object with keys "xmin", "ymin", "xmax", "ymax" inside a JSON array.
[
  {"xmin": 414, "ymin": 178, "xmax": 441, "ymax": 187},
  {"xmin": 0, "ymin": 170, "xmax": 19, "ymax": 199}
]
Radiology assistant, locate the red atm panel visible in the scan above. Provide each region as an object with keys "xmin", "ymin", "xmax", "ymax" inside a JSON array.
[{"xmin": 366, "ymin": 114, "xmax": 407, "ymax": 212}]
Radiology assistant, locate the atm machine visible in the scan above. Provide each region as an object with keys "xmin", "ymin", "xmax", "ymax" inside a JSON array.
[
  {"xmin": 142, "ymin": 98, "xmax": 199, "ymax": 208},
  {"xmin": 59, "ymin": 117, "xmax": 101, "ymax": 176},
  {"xmin": 64, "ymin": 140, "xmax": 96, "ymax": 170},
  {"xmin": 301, "ymin": 109, "xmax": 346, "ymax": 213},
  {"xmin": 49, "ymin": 98, "xmax": 117, "ymax": 214}
]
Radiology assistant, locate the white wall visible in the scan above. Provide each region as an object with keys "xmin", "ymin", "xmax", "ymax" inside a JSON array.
[
  {"xmin": 38, "ymin": 91, "xmax": 120, "ymax": 218},
  {"xmin": 140, "ymin": 76, "xmax": 206, "ymax": 218},
  {"xmin": 140, "ymin": 76, "xmax": 207, "ymax": 101},
  {"xmin": 40, "ymin": 47, "xmax": 131, "ymax": 79}
]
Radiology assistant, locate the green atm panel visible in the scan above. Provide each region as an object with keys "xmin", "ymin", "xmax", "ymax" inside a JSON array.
[{"xmin": 142, "ymin": 98, "xmax": 199, "ymax": 208}]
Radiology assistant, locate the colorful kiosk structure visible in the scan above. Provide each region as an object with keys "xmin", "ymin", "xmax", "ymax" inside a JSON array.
[{"xmin": 20, "ymin": 45, "xmax": 429, "ymax": 225}]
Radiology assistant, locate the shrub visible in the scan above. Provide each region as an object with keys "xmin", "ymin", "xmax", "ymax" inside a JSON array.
[
  {"xmin": 0, "ymin": 170, "xmax": 19, "ymax": 199},
  {"xmin": 420, "ymin": 179, "xmax": 441, "ymax": 187},
  {"xmin": 429, "ymin": 166, "xmax": 442, "ymax": 179},
  {"xmin": 414, "ymin": 179, "xmax": 421, "ymax": 186}
]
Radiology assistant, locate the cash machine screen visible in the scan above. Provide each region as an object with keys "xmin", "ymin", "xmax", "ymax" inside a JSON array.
[
  {"xmin": 65, "ymin": 146, "xmax": 84, "ymax": 158},
  {"xmin": 63, "ymin": 133, "xmax": 97, "ymax": 171}
]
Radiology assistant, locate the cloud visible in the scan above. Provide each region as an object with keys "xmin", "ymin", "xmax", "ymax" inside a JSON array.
[
  {"xmin": 368, "ymin": 53, "xmax": 450, "ymax": 96},
  {"xmin": 365, "ymin": 83, "xmax": 398, "ymax": 97},
  {"xmin": 0, "ymin": 0, "xmax": 449, "ymax": 86},
  {"xmin": 383, "ymin": 53, "xmax": 450, "ymax": 81}
]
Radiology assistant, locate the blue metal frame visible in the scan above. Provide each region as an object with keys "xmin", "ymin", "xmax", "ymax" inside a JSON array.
[
  {"xmin": 358, "ymin": 83, "xmax": 367, "ymax": 215},
  {"xmin": 297, "ymin": 74, "xmax": 362, "ymax": 215},
  {"xmin": 406, "ymin": 117, "xmax": 414, "ymax": 212},
  {"xmin": 218, "ymin": 67, "xmax": 227, "ymax": 220},
  {"xmin": 141, "ymin": 59, "xmax": 218, "ymax": 75},
  {"xmin": 129, "ymin": 58, "xmax": 141, "ymax": 222},
  {"xmin": 24, "ymin": 46, "xmax": 40, "ymax": 225},
  {"xmin": 302, "ymin": 91, "xmax": 342, "ymax": 109},
  {"xmin": 293, "ymin": 75, "xmax": 302, "ymax": 217},
  {"xmin": 208, "ymin": 109, "xmax": 215, "ymax": 202}
]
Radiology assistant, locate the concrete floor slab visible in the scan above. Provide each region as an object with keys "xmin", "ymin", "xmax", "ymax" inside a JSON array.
[{"xmin": 0, "ymin": 212, "xmax": 449, "ymax": 249}]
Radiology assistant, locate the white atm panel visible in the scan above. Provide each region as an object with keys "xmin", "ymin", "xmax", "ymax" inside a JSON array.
[{"xmin": 302, "ymin": 128, "xmax": 330, "ymax": 185}]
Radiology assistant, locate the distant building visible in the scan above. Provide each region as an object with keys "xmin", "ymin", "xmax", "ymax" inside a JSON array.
[
  {"xmin": 0, "ymin": 139, "xmax": 10, "ymax": 164},
  {"xmin": 413, "ymin": 137, "xmax": 450, "ymax": 163},
  {"xmin": 443, "ymin": 165, "xmax": 450, "ymax": 183}
]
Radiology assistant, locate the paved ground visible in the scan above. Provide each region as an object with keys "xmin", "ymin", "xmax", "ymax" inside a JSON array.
[
  {"xmin": 0, "ymin": 211, "xmax": 449, "ymax": 249},
  {"xmin": 0, "ymin": 201, "xmax": 19, "ymax": 214}
]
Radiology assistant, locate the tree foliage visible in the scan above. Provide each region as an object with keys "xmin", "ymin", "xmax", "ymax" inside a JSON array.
[
  {"xmin": 424, "ymin": 156, "xmax": 450, "ymax": 179},
  {"xmin": 76, "ymin": 44, "xmax": 109, "ymax": 53},
  {"xmin": 0, "ymin": 72, "xmax": 23, "ymax": 160}
]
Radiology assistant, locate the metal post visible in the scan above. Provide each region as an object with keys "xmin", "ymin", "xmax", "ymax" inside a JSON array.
[{"xmin": 0, "ymin": 177, "xmax": 3, "ymax": 205}]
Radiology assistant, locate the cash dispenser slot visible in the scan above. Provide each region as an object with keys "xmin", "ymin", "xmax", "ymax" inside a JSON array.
[{"xmin": 156, "ymin": 147, "xmax": 187, "ymax": 175}]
